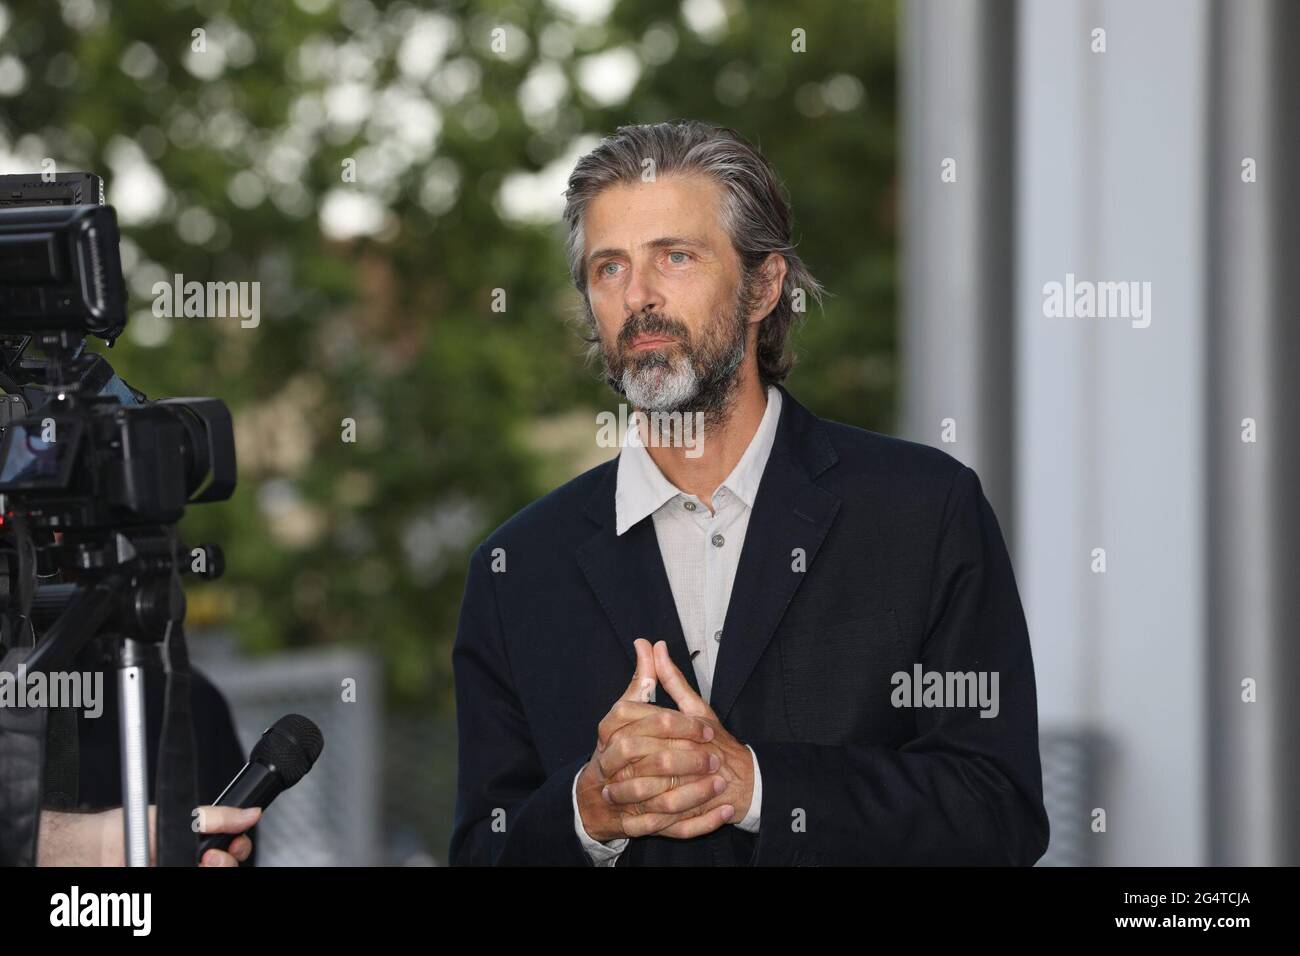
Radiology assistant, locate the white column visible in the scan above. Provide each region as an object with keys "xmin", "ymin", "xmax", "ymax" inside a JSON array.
[
  {"xmin": 1206, "ymin": 0, "xmax": 1300, "ymax": 866},
  {"xmin": 1015, "ymin": 0, "xmax": 1208, "ymax": 865},
  {"xmin": 900, "ymin": 0, "xmax": 1017, "ymax": 524}
]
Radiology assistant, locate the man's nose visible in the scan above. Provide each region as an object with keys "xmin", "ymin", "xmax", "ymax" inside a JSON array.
[{"xmin": 623, "ymin": 266, "xmax": 662, "ymax": 316}]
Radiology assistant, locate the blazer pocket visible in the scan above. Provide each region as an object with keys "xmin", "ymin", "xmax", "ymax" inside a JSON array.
[{"xmin": 779, "ymin": 610, "xmax": 911, "ymax": 743}]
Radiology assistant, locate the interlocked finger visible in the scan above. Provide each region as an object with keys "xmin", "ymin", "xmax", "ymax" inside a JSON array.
[
  {"xmin": 611, "ymin": 773, "xmax": 723, "ymax": 815},
  {"xmin": 596, "ymin": 734, "xmax": 714, "ymax": 779},
  {"xmin": 621, "ymin": 801, "xmax": 735, "ymax": 839},
  {"xmin": 604, "ymin": 770, "xmax": 707, "ymax": 806}
]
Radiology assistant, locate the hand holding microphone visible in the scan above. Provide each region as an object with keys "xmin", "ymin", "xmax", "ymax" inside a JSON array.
[
  {"xmin": 195, "ymin": 714, "xmax": 324, "ymax": 865},
  {"xmin": 192, "ymin": 807, "xmax": 261, "ymax": 867}
]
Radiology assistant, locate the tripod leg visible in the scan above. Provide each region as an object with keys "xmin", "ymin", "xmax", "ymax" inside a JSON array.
[{"xmin": 118, "ymin": 639, "xmax": 151, "ymax": 867}]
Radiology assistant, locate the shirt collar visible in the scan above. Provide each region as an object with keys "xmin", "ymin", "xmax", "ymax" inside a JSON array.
[
  {"xmin": 720, "ymin": 384, "xmax": 781, "ymax": 509},
  {"xmin": 614, "ymin": 386, "xmax": 782, "ymax": 535}
]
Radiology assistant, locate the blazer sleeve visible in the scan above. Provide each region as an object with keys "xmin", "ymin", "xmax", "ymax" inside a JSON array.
[
  {"xmin": 746, "ymin": 465, "xmax": 1050, "ymax": 865},
  {"xmin": 448, "ymin": 544, "xmax": 594, "ymax": 866}
]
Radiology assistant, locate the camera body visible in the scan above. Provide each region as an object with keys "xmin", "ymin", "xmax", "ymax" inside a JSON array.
[
  {"xmin": 0, "ymin": 395, "xmax": 235, "ymax": 529},
  {"xmin": 0, "ymin": 171, "xmax": 236, "ymax": 637}
]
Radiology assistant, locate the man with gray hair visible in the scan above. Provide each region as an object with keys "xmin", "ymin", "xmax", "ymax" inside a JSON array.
[{"xmin": 451, "ymin": 120, "xmax": 1048, "ymax": 866}]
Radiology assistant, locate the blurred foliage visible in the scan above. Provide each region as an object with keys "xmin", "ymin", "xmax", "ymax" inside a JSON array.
[{"xmin": 0, "ymin": 0, "xmax": 897, "ymax": 712}]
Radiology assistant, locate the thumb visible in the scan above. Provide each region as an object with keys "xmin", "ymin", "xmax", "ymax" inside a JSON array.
[
  {"xmin": 597, "ymin": 640, "xmax": 657, "ymax": 753},
  {"xmin": 622, "ymin": 638, "xmax": 658, "ymax": 703},
  {"xmin": 653, "ymin": 640, "xmax": 709, "ymax": 717}
]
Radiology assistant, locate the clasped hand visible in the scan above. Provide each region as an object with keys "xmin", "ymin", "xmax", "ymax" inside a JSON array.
[{"xmin": 576, "ymin": 639, "xmax": 754, "ymax": 842}]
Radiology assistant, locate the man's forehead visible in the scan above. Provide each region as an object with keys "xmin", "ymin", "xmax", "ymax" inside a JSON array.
[{"xmin": 584, "ymin": 175, "xmax": 725, "ymax": 247}]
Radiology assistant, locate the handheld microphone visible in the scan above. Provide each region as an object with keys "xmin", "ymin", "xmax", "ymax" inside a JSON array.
[{"xmin": 196, "ymin": 713, "xmax": 324, "ymax": 862}]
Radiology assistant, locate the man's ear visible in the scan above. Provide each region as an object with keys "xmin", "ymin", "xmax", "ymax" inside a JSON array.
[{"xmin": 750, "ymin": 252, "xmax": 788, "ymax": 323}]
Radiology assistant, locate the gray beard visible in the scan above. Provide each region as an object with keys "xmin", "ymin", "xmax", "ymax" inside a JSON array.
[{"xmin": 619, "ymin": 332, "xmax": 746, "ymax": 430}]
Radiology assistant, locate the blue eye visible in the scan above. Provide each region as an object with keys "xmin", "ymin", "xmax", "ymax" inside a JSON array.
[
  {"xmin": 600, "ymin": 261, "xmax": 621, "ymax": 276},
  {"xmin": 668, "ymin": 251, "xmax": 689, "ymax": 264}
]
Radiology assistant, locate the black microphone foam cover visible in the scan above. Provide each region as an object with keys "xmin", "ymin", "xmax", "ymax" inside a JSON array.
[{"xmin": 250, "ymin": 714, "xmax": 323, "ymax": 786}]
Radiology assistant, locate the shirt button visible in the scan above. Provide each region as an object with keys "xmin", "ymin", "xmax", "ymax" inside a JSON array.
[
  {"xmin": 683, "ymin": 500, "xmax": 696, "ymax": 511},
  {"xmin": 711, "ymin": 533, "xmax": 725, "ymax": 547},
  {"xmin": 713, "ymin": 629, "xmax": 723, "ymax": 642}
]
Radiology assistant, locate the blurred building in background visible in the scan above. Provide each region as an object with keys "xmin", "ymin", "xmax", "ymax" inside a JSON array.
[{"xmin": 903, "ymin": 0, "xmax": 1299, "ymax": 865}]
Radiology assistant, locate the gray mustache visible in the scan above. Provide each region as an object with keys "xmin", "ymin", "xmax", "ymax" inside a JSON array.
[{"xmin": 619, "ymin": 314, "xmax": 690, "ymax": 349}]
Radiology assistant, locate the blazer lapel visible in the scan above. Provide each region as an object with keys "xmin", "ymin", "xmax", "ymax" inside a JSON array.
[
  {"xmin": 574, "ymin": 386, "xmax": 842, "ymax": 720},
  {"xmin": 708, "ymin": 387, "xmax": 841, "ymax": 723},
  {"xmin": 576, "ymin": 464, "xmax": 702, "ymax": 703}
]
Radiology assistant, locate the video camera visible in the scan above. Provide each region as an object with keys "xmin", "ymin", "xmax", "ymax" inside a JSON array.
[
  {"xmin": 0, "ymin": 172, "xmax": 235, "ymax": 658},
  {"xmin": 0, "ymin": 171, "xmax": 239, "ymax": 866}
]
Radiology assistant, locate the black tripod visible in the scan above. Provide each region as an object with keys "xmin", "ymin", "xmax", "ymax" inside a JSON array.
[{"xmin": 16, "ymin": 527, "xmax": 221, "ymax": 865}]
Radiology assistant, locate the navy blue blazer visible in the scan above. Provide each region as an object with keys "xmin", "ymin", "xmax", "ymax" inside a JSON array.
[{"xmin": 450, "ymin": 385, "xmax": 1049, "ymax": 865}]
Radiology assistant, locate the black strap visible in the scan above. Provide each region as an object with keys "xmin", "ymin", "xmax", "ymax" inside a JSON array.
[
  {"xmin": 148, "ymin": 526, "xmax": 199, "ymax": 866},
  {"xmin": 41, "ymin": 705, "xmax": 78, "ymax": 810},
  {"xmin": 155, "ymin": 617, "xmax": 199, "ymax": 866}
]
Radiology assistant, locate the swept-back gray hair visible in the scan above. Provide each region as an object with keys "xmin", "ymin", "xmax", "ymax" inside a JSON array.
[{"xmin": 562, "ymin": 120, "xmax": 825, "ymax": 386}]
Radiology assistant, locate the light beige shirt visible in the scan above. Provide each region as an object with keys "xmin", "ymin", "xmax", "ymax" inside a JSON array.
[{"xmin": 572, "ymin": 386, "xmax": 780, "ymax": 864}]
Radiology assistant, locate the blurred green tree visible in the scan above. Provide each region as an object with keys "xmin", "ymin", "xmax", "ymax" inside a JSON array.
[{"xmin": 0, "ymin": 0, "xmax": 896, "ymax": 713}]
